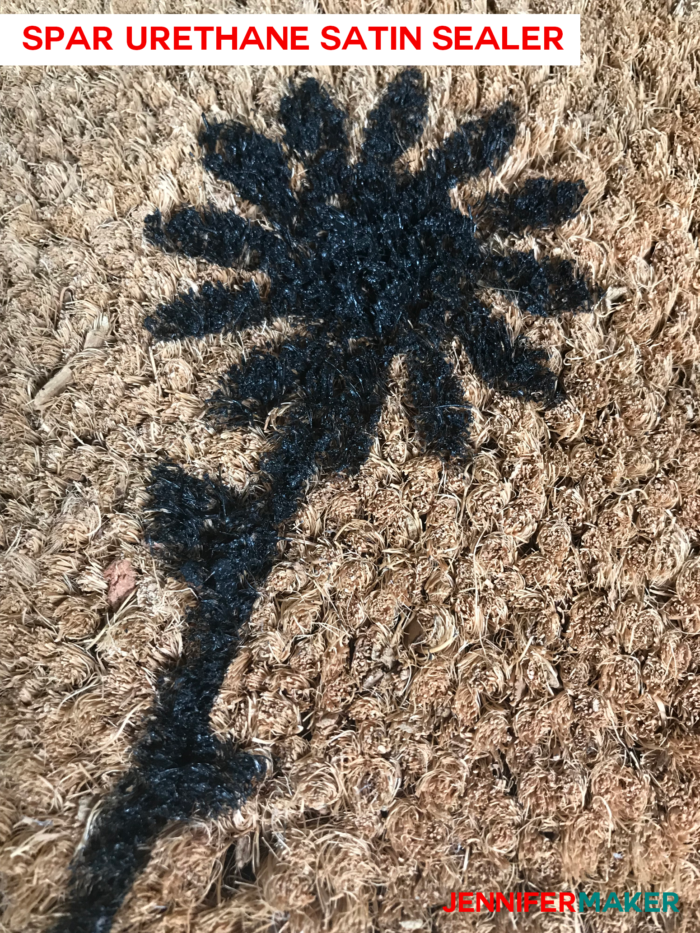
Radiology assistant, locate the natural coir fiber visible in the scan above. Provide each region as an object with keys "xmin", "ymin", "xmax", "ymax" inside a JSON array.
[{"xmin": 2, "ymin": 2, "xmax": 700, "ymax": 932}]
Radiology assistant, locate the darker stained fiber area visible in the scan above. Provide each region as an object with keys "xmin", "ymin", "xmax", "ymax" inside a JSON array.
[{"xmin": 54, "ymin": 70, "xmax": 591, "ymax": 933}]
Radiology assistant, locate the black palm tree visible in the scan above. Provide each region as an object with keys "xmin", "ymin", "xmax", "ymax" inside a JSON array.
[{"xmin": 53, "ymin": 70, "xmax": 590, "ymax": 933}]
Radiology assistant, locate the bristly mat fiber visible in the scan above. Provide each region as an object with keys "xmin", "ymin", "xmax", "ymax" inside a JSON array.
[{"xmin": 51, "ymin": 69, "xmax": 589, "ymax": 933}]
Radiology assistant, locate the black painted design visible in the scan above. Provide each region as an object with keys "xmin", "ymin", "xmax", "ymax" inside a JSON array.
[{"xmin": 53, "ymin": 71, "xmax": 590, "ymax": 933}]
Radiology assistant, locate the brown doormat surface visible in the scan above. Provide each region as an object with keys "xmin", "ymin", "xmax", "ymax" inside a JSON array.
[{"xmin": 2, "ymin": 2, "xmax": 700, "ymax": 932}]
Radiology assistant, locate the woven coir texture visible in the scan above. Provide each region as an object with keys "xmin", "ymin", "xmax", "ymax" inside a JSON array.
[{"xmin": 2, "ymin": 3, "xmax": 700, "ymax": 933}]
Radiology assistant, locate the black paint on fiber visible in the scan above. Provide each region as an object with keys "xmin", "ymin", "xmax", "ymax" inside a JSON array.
[{"xmin": 52, "ymin": 70, "xmax": 591, "ymax": 933}]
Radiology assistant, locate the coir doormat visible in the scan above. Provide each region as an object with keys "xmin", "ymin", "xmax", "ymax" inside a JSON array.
[{"xmin": 2, "ymin": 3, "xmax": 700, "ymax": 932}]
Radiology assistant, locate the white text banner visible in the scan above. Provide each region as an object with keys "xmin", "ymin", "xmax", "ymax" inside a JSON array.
[{"xmin": 0, "ymin": 15, "xmax": 580, "ymax": 66}]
